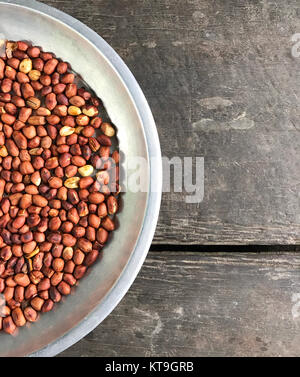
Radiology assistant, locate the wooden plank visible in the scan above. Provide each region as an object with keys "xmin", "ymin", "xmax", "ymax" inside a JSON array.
[
  {"xmin": 60, "ymin": 251, "xmax": 300, "ymax": 357},
  {"xmin": 40, "ymin": 0, "xmax": 300, "ymax": 244}
]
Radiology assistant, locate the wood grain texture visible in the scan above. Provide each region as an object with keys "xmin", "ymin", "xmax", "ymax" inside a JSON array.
[
  {"xmin": 39, "ymin": 0, "xmax": 300, "ymax": 245},
  {"xmin": 59, "ymin": 251, "xmax": 300, "ymax": 357}
]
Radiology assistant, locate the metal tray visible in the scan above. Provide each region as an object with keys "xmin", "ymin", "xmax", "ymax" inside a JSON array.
[{"xmin": 0, "ymin": 0, "xmax": 162, "ymax": 356}]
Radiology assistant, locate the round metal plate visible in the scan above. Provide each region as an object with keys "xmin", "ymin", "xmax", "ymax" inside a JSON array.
[{"xmin": 0, "ymin": 0, "xmax": 162, "ymax": 357}]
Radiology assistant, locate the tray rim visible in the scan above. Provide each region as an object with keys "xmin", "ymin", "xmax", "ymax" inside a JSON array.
[{"xmin": 0, "ymin": 0, "xmax": 162, "ymax": 357}]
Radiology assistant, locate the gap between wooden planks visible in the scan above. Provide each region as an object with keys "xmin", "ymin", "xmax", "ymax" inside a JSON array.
[{"xmin": 150, "ymin": 245, "xmax": 300, "ymax": 252}]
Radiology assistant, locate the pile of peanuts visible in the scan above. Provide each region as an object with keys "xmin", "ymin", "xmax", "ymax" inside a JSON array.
[{"xmin": 0, "ymin": 41, "xmax": 119, "ymax": 335}]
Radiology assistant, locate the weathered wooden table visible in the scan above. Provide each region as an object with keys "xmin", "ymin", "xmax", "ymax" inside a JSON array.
[{"xmin": 40, "ymin": 0, "xmax": 300, "ymax": 356}]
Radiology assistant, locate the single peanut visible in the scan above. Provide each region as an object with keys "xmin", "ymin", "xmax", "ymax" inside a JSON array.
[
  {"xmin": 68, "ymin": 106, "xmax": 81, "ymax": 116},
  {"xmin": 60, "ymin": 126, "xmax": 75, "ymax": 136},
  {"xmin": 64, "ymin": 177, "xmax": 80, "ymax": 189},
  {"xmin": 19, "ymin": 58, "xmax": 32, "ymax": 74},
  {"xmin": 78, "ymin": 165, "xmax": 94, "ymax": 177}
]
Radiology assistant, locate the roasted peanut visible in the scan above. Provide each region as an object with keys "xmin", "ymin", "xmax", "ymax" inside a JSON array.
[
  {"xmin": 68, "ymin": 106, "xmax": 81, "ymax": 116},
  {"xmin": 60, "ymin": 126, "xmax": 75, "ymax": 137},
  {"xmin": 19, "ymin": 58, "xmax": 32, "ymax": 74},
  {"xmin": 78, "ymin": 165, "xmax": 94, "ymax": 177},
  {"xmin": 101, "ymin": 122, "xmax": 115, "ymax": 137},
  {"xmin": 64, "ymin": 177, "xmax": 80, "ymax": 189},
  {"xmin": 12, "ymin": 307, "xmax": 26, "ymax": 327}
]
